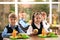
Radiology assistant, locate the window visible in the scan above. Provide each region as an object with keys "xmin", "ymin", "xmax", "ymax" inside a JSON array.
[
  {"xmin": 0, "ymin": 4, "xmax": 15, "ymax": 31},
  {"xmin": 18, "ymin": 4, "xmax": 49, "ymax": 21},
  {"xmin": 52, "ymin": 4, "xmax": 60, "ymax": 24},
  {"xmin": 19, "ymin": 0, "xmax": 49, "ymax": 2},
  {"xmin": 0, "ymin": 0, "xmax": 60, "ymax": 31},
  {"xmin": 0, "ymin": 0, "xmax": 15, "ymax": 2}
]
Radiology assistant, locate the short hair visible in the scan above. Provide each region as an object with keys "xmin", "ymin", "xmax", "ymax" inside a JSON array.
[
  {"xmin": 41, "ymin": 11, "xmax": 46, "ymax": 16},
  {"xmin": 8, "ymin": 13, "xmax": 17, "ymax": 19}
]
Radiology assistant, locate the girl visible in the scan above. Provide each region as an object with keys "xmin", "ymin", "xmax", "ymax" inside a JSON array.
[{"xmin": 27, "ymin": 12, "xmax": 50, "ymax": 35}]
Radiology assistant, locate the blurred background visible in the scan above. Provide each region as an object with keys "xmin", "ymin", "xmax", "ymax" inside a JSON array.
[
  {"xmin": 52, "ymin": 4, "xmax": 60, "ymax": 24},
  {"xmin": 0, "ymin": 4, "xmax": 15, "ymax": 32},
  {"xmin": 18, "ymin": 4, "xmax": 60, "ymax": 24},
  {"xmin": 18, "ymin": 4, "xmax": 49, "ymax": 22},
  {"xmin": 0, "ymin": 0, "xmax": 60, "ymax": 2},
  {"xmin": 18, "ymin": 0, "xmax": 60, "ymax": 2},
  {"xmin": 0, "ymin": 0, "xmax": 60, "ymax": 34},
  {"xmin": 0, "ymin": 0, "xmax": 15, "ymax": 2},
  {"xmin": 52, "ymin": 0, "xmax": 58, "ymax": 2},
  {"xmin": 18, "ymin": 0, "xmax": 49, "ymax": 2}
]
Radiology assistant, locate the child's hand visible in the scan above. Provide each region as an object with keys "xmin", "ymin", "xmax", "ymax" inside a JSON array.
[{"xmin": 32, "ymin": 29, "xmax": 38, "ymax": 35}]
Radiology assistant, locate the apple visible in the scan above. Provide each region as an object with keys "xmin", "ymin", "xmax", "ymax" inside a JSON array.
[{"xmin": 33, "ymin": 29, "xmax": 38, "ymax": 34}]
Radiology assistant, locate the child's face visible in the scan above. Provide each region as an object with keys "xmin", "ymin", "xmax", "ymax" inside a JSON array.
[
  {"xmin": 42, "ymin": 15, "xmax": 46, "ymax": 20},
  {"xmin": 34, "ymin": 15, "xmax": 41, "ymax": 24},
  {"xmin": 9, "ymin": 18, "xmax": 17, "ymax": 26},
  {"xmin": 41, "ymin": 12, "xmax": 47, "ymax": 20},
  {"xmin": 19, "ymin": 13, "xmax": 26, "ymax": 19},
  {"xmin": 22, "ymin": 13, "xmax": 26, "ymax": 19}
]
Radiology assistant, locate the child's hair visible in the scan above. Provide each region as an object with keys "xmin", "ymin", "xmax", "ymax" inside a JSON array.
[
  {"xmin": 41, "ymin": 11, "xmax": 47, "ymax": 17},
  {"xmin": 18, "ymin": 10, "xmax": 26, "ymax": 17},
  {"xmin": 31, "ymin": 12, "xmax": 41, "ymax": 25},
  {"xmin": 8, "ymin": 13, "xmax": 17, "ymax": 19},
  {"xmin": 19, "ymin": 10, "xmax": 25, "ymax": 13}
]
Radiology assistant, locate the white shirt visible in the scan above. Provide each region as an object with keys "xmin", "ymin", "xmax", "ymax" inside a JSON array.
[
  {"xmin": 43, "ymin": 20, "xmax": 49, "ymax": 31},
  {"xmin": 42, "ymin": 20, "xmax": 52, "ymax": 32},
  {"xmin": 34, "ymin": 23, "xmax": 40, "ymax": 29},
  {"xmin": 27, "ymin": 21, "xmax": 52, "ymax": 35}
]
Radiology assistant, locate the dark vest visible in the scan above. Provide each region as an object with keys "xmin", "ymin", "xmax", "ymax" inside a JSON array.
[
  {"xmin": 18, "ymin": 20, "xmax": 30, "ymax": 33},
  {"xmin": 32, "ymin": 22, "xmax": 43, "ymax": 34},
  {"xmin": 6, "ymin": 25, "xmax": 19, "ymax": 33}
]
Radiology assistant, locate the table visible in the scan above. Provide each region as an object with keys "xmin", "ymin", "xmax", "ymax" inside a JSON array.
[{"xmin": 3, "ymin": 35, "xmax": 60, "ymax": 40}]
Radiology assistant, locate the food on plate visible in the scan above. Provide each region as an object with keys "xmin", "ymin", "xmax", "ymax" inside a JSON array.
[
  {"xmin": 38, "ymin": 32, "xmax": 58, "ymax": 38},
  {"xmin": 47, "ymin": 32, "xmax": 58, "ymax": 37},
  {"xmin": 33, "ymin": 29, "xmax": 38, "ymax": 34},
  {"xmin": 42, "ymin": 28, "xmax": 46, "ymax": 36},
  {"xmin": 17, "ymin": 33, "xmax": 30, "ymax": 39},
  {"xmin": 11, "ymin": 29, "xmax": 17, "ymax": 38},
  {"xmin": 10, "ymin": 33, "xmax": 29, "ymax": 39},
  {"xmin": 10, "ymin": 36, "xmax": 18, "ymax": 38},
  {"xmin": 38, "ymin": 34, "xmax": 47, "ymax": 38}
]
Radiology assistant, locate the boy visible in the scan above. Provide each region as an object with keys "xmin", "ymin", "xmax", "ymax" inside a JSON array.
[
  {"xmin": 18, "ymin": 11, "xmax": 30, "ymax": 33},
  {"xmin": 2, "ymin": 13, "xmax": 24, "ymax": 37},
  {"xmin": 41, "ymin": 11, "xmax": 52, "ymax": 32}
]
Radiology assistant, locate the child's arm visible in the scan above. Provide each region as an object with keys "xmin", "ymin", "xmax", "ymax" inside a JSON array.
[
  {"xmin": 19, "ymin": 19, "xmax": 29, "ymax": 28},
  {"xmin": 43, "ymin": 22, "xmax": 52, "ymax": 33},
  {"xmin": 2, "ymin": 28, "xmax": 11, "ymax": 38},
  {"xmin": 27, "ymin": 26, "xmax": 38, "ymax": 35},
  {"xmin": 27, "ymin": 26, "xmax": 33, "ymax": 35},
  {"xmin": 18, "ymin": 26, "xmax": 25, "ymax": 33}
]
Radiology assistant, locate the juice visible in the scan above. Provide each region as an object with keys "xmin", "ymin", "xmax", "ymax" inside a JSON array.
[
  {"xmin": 12, "ymin": 29, "xmax": 17, "ymax": 38},
  {"xmin": 42, "ymin": 28, "xmax": 46, "ymax": 36}
]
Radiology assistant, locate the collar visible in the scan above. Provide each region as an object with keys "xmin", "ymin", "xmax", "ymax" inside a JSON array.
[
  {"xmin": 19, "ymin": 18, "xmax": 25, "ymax": 21},
  {"xmin": 34, "ymin": 23, "xmax": 40, "ymax": 29},
  {"xmin": 9, "ymin": 24, "xmax": 17, "ymax": 27}
]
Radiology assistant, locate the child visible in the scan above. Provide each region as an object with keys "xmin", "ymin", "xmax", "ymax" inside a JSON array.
[
  {"xmin": 18, "ymin": 11, "xmax": 30, "ymax": 33},
  {"xmin": 2, "ymin": 13, "xmax": 24, "ymax": 37},
  {"xmin": 41, "ymin": 11, "xmax": 52, "ymax": 32},
  {"xmin": 27, "ymin": 12, "xmax": 50, "ymax": 35}
]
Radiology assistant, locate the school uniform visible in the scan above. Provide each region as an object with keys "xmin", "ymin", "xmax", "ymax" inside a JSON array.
[
  {"xmin": 2, "ymin": 24, "xmax": 24, "ymax": 37},
  {"xmin": 27, "ymin": 22, "xmax": 44, "ymax": 35},
  {"xmin": 27, "ymin": 21, "xmax": 51, "ymax": 35}
]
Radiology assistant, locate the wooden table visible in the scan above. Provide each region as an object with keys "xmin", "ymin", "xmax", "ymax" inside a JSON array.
[{"xmin": 3, "ymin": 35, "xmax": 60, "ymax": 40}]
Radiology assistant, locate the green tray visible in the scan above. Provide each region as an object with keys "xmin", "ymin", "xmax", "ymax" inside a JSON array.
[
  {"xmin": 38, "ymin": 34, "xmax": 58, "ymax": 38},
  {"xmin": 10, "ymin": 36, "xmax": 30, "ymax": 39},
  {"xmin": 38, "ymin": 34, "xmax": 47, "ymax": 38}
]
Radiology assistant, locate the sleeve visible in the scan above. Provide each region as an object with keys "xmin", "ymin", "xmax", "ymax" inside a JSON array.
[
  {"xmin": 27, "ymin": 26, "xmax": 33, "ymax": 35},
  {"xmin": 19, "ymin": 20, "xmax": 29, "ymax": 28},
  {"xmin": 2, "ymin": 27, "xmax": 12, "ymax": 38},
  {"xmin": 43, "ymin": 21, "xmax": 52, "ymax": 33},
  {"xmin": 2, "ymin": 28, "xmax": 7, "ymax": 37},
  {"xmin": 18, "ymin": 26, "xmax": 25, "ymax": 33}
]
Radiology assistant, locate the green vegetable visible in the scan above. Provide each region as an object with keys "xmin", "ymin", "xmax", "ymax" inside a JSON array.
[
  {"xmin": 38, "ymin": 34, "xmax": 47, "ymax": 38},
  {"xmin": 18, "ymin": 33, "xmax": 30, "ymax": 39},
  {"xmin": 47, "ymin": 32, "xmax": 58, "ymax": 37}
]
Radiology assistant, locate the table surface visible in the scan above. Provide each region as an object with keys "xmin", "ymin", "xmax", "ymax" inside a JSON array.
[{"xmin": 3, "ymin": 35, "xmax": 60, "ymax": 40}]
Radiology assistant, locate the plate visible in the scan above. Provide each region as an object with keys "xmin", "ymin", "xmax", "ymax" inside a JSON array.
[
  {"xmin": 38, "ymin": 34, "xmax": 58, "ymax": 38},
  {"xmin": 9, "ymin": 33, "xmax": 30, "ymax": 39},
  {"xmin": 38, "ymin": 34, "xmax": 47, "ymax": 38}
]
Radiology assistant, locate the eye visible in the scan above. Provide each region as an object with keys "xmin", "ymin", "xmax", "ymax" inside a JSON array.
[
  {"xmin": 35, "ymin": 17, "xmax": 38, "ymax": 19},
  {"xmin": 14, "ymin": 19, "xmax": 16, "ymax": 20}
]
